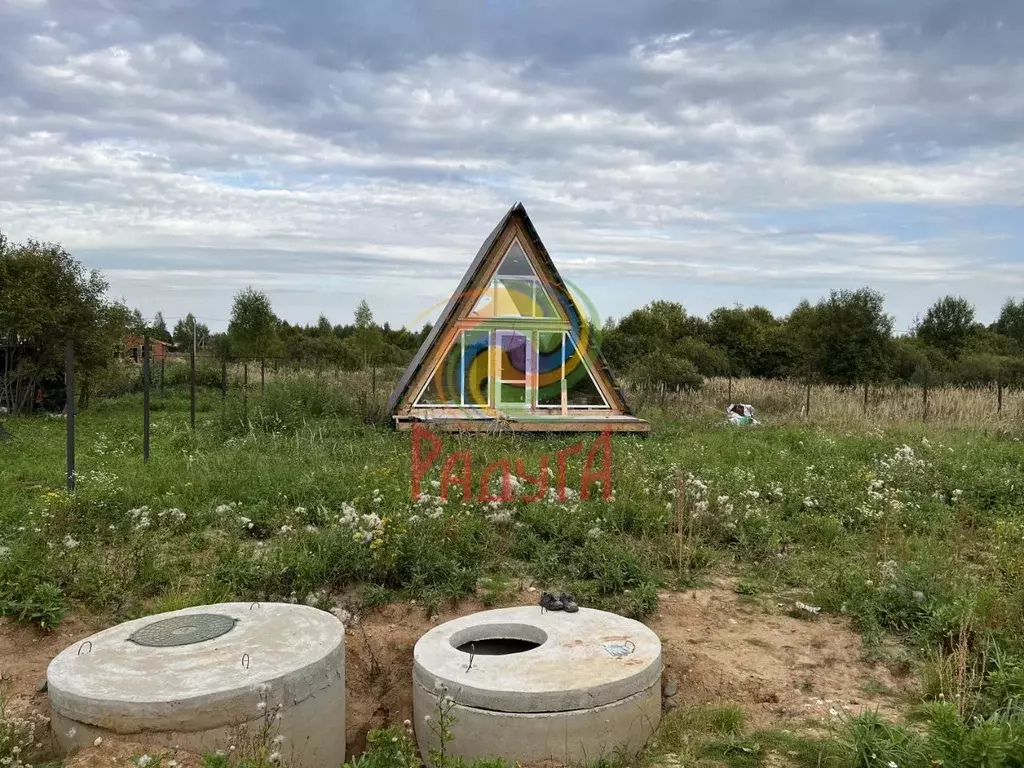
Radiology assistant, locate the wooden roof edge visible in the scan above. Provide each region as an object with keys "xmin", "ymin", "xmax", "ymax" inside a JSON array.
[{"xmin": 386, "ymin": 202, "xmax": 521, "ymax": 414}]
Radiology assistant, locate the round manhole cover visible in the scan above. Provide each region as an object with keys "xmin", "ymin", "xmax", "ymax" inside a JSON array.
[{"xmin": 129, "ymin": 614, "xmax": 237, "ymax": 647}]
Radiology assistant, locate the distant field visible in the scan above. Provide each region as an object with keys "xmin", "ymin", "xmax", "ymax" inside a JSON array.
[{"xmin": 2, "ymin": 377, "xmax": 1023, "ymax": 766}]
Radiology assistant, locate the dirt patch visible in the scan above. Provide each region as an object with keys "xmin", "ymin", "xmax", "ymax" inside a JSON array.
[
  {"xmin": 0, "ymin": 584, "xmax": 915, "ymax": 764},
  {"xmin": 650, "ymin": 585, "xmax": 915, "ymax": 729}
]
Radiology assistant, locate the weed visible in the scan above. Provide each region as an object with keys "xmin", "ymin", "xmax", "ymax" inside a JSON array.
[
  {"xmin": 0, "ymin": 684, "xmax": 50, "ymax": 768},
  {"xmin": 734, "ymin": 581, "xmax": 759, "ymax": 596}
]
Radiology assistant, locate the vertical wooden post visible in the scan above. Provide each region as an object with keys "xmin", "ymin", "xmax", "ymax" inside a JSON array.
[
  {"xmin": 997, "ymin": 379, "xmax": 1004, "ymax": 413},
  {"xmin": 65, "ymin": 340, "xmax": 75, "ymax": 492},
  {"xmin": 160, "ymin": 354, "xmax": 166, "ymax": 398},
  {"xmin": 371, "ymin": 364, "xmax": 377, "ymax": 399},
  {"xmin": 190, "ymin": 344, "xmax": 196, "ymax": 430},
  {"xmin": 143, "ymin": 334, "xmax": 150, "ymax": 464},
  {"xmin": 804, "ymin": 369, "xmax": 812, "ymax": 418},
  {"xmin": 243, "ymin": 363, "xmax": 248, "ymax": 423},
  {"xmin": 727, "ymin": 375, "xmax": 732, "ymax": 404},
  {"xmin": 863, "ymin": 381, "xmax": 869, "ymax": 414},
  {"xmin": 261, "ymin": 358, "xmax": 265, "ymax": 392},
  {"xmin": 221, "ymin": 357, "xmax": 227, "ymax": 400}
]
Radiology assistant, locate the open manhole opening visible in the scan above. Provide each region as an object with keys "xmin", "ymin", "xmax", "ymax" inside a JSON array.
[
  {"xmin": 450, "ymin": 623, "xmax": 548, "ymax": 656},
  {"xmin": 456, "ymin": 638, "xmax": 542, "ymax": 655}
]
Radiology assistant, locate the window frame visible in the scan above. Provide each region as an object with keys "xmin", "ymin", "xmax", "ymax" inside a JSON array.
[
  {"xmin": 534, "ymin": 330, "xmax": 610, "ymax": 410},
  {"xmin": 412, "ymin": 329, "xmax": 492, "ymax": 408}
]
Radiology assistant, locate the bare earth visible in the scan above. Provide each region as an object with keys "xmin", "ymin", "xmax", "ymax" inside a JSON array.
[{"xmin": 0, "ymin": 580, "xmax": 915, "ymax": 766}]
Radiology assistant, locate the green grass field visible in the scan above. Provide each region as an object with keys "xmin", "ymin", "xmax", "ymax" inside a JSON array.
[{"xmin": 2, "ymin": 377, "xmax": 1024, "ymax": 767}]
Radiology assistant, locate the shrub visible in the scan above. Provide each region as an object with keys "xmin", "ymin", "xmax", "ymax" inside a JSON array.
[{"xmin": 630, "ymin": 351, "xmax": 704, "ymax": 394}]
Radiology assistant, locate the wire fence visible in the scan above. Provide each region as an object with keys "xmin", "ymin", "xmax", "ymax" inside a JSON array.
[{"xmin": 31, "ymin": 340, "xmax": 1024, "ymax": 492}]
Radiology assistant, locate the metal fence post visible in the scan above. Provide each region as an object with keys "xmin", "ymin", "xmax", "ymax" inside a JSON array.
[
  {"xmin": 65, "ymin": 340, "xmax": 75, "ymax": 491},
  {"xmin": 143, "ymin": 334, "xmax": 150, "ymax": 463},
  {"xmin": 190, "ymin": 344, "xmax": 196, "ymax": 430}
]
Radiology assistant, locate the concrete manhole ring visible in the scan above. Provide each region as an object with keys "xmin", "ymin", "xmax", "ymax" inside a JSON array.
[
  {"xmin": 46, "ymin": 603, "xmax": 347, "ymax": 768},
  {"xmin": 412, "ymin": 606, "xmax": 663, "ymax": 765}
]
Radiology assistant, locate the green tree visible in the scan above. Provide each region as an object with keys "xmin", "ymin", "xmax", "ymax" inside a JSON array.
[
  {"xmin": 630, "ymin": 351, "xmax": 703, "ymax": 406},
  {"xmin": 172, "ymin": 313, "xmax": 210, "ymax": 351},
  {"xmin": 209, "ymin": 331, "xmax": 232, "ymax": 362},
  {"xmin": 228, "ymin": 288, "xmax": 279, "ymax": 361},
  {"xmin": 0, "ymin": 232, "xmax": 131, "ymax": 412},
  {"xmin": 352, "ymin": 299, "xmax": 383, "ymax": 368},
  {"xmin": 602, "ymin": 301, "xmax": 705, "ymax": 372},
  {"xmin": 787, "ymin": 288, "xmax": 893, "ymax": 385},
  {"xmin": 995, "ymin": 298, "xmax": 1024, "ymax": 346},
  {"xmin": 354, "ymin": 300, "xmax": 373, "ymax": 329},
  {"xmin": 706, "ymin": 305, "xmax": 793, "ymax": 377},
  {"xmin": 915, "ymin": 296, "xmax": 976, "ymax": 359},
  {"xmin": 151, "ymin": 311, "xmax": 172, "ymax": 343},
  {"xmin": 674, "ymin": 337, "xmax": 731, "ymax": 377}
]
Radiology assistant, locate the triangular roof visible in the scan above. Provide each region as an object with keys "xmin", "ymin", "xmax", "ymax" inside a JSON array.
[{"xmin": 387, "ymin": 202, "xmax": 636, "ymax": 420}]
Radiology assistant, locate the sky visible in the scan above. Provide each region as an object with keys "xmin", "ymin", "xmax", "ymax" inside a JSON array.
[{"xmin": 2, "ymin": 0, "xmax": 1022, "ymax": 334}]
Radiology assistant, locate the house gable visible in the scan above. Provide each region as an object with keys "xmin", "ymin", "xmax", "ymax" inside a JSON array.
[{"xmin": 387, "ymin": 203, "xmax": 647, "ymax": 433}]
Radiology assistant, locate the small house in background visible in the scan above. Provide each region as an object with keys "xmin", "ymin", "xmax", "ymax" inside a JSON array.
[
  {"xmin": 388, "ymin": 203, "xmax": 648, "ymax": 433},
  {"xmin": 124, "ymin": 337, "xmax": 169, "ymax": 363}
]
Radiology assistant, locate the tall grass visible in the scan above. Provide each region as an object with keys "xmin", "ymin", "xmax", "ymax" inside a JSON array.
[{"xmin": 628, "ymin": 376, "xmax": 1024, "ymax": 428}]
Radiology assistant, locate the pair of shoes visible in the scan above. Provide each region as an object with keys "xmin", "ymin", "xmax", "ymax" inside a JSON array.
[
  {"xmin": 540, "ymin": 592, "xmax": 562, "ymax": 611},
  {"xmin": 539, "ymin": 592, "xmax": 579, "ymax": 613}
]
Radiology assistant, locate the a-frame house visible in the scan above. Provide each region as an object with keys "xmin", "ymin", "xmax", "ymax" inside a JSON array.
[{"xmin": 387, "ymin": 204, "xmax": 649, "ymax": 433}]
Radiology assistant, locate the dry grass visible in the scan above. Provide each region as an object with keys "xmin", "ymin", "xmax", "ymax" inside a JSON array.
[
  {"xmin": 628, "ymin": 377, "xmax": 1024, "ymax": 428},
  {"xmin": 168, "ymin": 355, "xmax": 1024, "ymax": 429}
]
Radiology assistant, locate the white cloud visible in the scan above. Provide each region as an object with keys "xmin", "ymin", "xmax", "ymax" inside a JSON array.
[{"xmin": 1, "ymin": 4, "xmax": 1022, "ymax": 328}]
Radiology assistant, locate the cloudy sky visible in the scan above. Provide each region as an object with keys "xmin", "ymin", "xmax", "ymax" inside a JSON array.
[{"xmin": 2, "ymin": 0, "xmax": 1022, "ymax": 332}]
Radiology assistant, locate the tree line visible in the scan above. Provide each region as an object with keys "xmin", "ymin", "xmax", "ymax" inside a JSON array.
[
  {"xmin": 4, "ymin": 231, "xmax": 1022, "ymax": 413},
  {"xmin": 603, "ymin": 290, "xmax": 1024, "ymax": 392},
  {"xmin": 1, "ymin": 233, "xmax": 428, "ymax": 412},
  {"xmin": 145, "ymin": 291, "xmax": 430, "ymax": 370}
]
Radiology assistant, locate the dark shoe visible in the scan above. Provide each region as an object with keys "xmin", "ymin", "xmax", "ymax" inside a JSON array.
[
  {"xmin": 559, "ymin": 593, "xmax": 579, "ymax": 613},
  {"xmin": 540, "ymin": 592, "xmax": 563, "ymax": 611}
]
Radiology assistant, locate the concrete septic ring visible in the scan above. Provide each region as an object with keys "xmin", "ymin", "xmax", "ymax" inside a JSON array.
[
  {"xmin": 46, "ymin": 603, "xmax": 345, "ymax": 768},
  {"xmin": 413, "ymin": 606, "xmax": 662, "ymax": 764}
]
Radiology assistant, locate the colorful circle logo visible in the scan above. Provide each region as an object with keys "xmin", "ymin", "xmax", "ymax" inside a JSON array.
[{"xmin": 407, "ymin": 277, "xmax": 603, "ymax": 420}]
